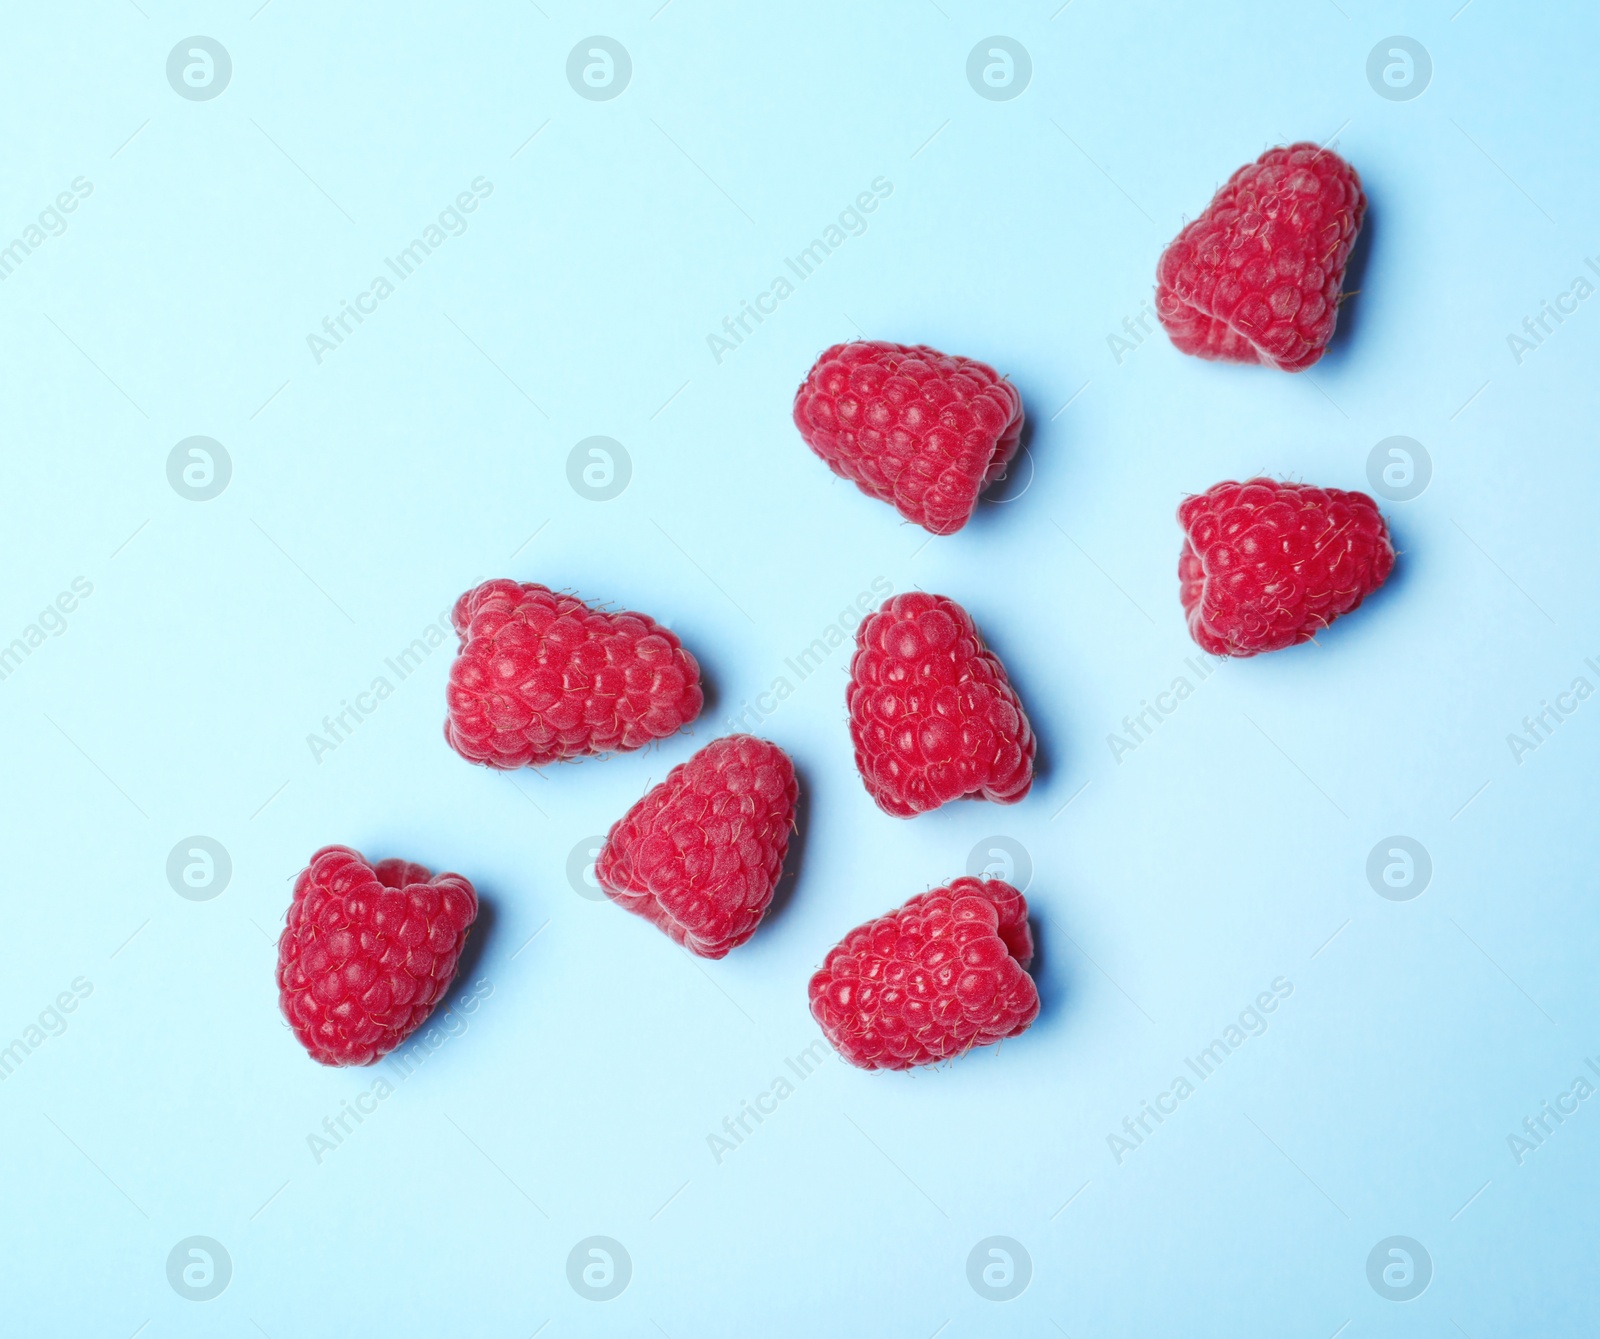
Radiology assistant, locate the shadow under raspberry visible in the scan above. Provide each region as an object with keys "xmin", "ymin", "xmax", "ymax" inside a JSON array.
[
  {"xmin": 1025, "ymin": 909, "xmax": 1071, "ymax": 1030},
  {"xmin": 1311, "ymin": 195, "xmax": 1376, "ymax": 372},
  {"xmin": 974, "ymin": 613, "xmax": 1058, "ymax": 790},
  {"xmin": 1267, "ymin": 529, "xmax": 1408, "ymax": 660},
  {"xmin": 448, "ymin": 891, "xmax": 497, "ymax": 994},
  {"xmin": 691, "ymin": 656, "xmax": 721, "ymax": 719},
  {"xmin": 754, "ymin": 756, "xmax": 812, "ymax": 939},
  {"xmin": 971, "ymin": 398, "xmax": 1040, "ymax": 533}
]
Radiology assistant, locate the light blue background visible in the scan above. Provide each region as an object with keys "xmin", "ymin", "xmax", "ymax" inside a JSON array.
[{"xmin": 3, "ymin": 2, "xmax": 1597, "ymax": 1335}]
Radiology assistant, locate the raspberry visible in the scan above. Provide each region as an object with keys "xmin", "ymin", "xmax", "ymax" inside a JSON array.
[
  {"xmin": 847, "ymin": 592, "xmax": 1034, "ymax": 817},
  {"xmin": 809, "ymin": 878, "xmax": 1039, "ymax": 1070},
  {"xmin": 792, "ymin": 341, "xmax": 1024, "ymax": 535},
  {"xmin": 597, "ymin": 735, "xmax": 798, "ymax": 959},
  {"xmin": 445, "ymin": 579, "xmax": 703, "ymax": 769},
  {"xmin": 1156, "ymin": 143, "xmax": 1366, "ymax": 372},
  {"xmin": 276, "ymin": 846, "xmax": 478, "ymax": 1067},
  {"xmin": 1178, "ymin": 478, "xmax": 1395, "ymax": 657}
]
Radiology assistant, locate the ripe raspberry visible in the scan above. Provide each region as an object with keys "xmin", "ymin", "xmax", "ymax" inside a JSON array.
[
  {"xmin": 1156, "ymin": 143, "xmax": 1366, "ymax": 372},
  {"xmin": 848, "ymin": 592, "xmax": 1034, "ymax": 817},
  {"xmin": 445, "ymin": 579, "xmax": 703, "ymax": 769},
  {"xmin": 809, "ymin": 878, "xmax": 1039, "ymax": 1070},
  {"xmin": 792, "ymin": 341, "xmax": 1024, "ymax": 535},
  {"xmin": 1178, "ymin": 478, "xmax": 1395, "ymax": 657},
  {"xmin": 276, "ymin": 846, "xmax": 478, "ymax": 1067},
  {"xmin": 597, "ymin": 735, "xmax": 798, "ymax": 959}
]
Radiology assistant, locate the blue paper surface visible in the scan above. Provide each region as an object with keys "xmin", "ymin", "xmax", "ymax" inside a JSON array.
[{"xmin": 3, "ymin": 3, "xmax": 1598, "ymax": 1334}]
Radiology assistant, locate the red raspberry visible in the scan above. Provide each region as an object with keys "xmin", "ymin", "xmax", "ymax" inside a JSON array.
[
  {"xmin": 597, "ymin": 735, "xmax": 798, "ymax": 959},
  {"xmin": 792, "ymin": 341, "xmax": 1024, "ymax": 535},
  {"xmin": 809, "ymin": 878, "xmax": 1039, "ymax": 1070},
  {"xmin": 445, "ymin": 579, "xmax": 703, "ymax": 769},
  {"xmin": 1156, "ymin": 143, "xmax": 1366, "ymax": 372},
  {"xmin": 847, "ymin": 592, "xmax": 1034, "ymax": 817},
  {"xmin": 276, "ymin": 846, "xmax": 478, "ymax": 1067},
  {"xmin": 1178, "ymin": 478, "xmax": 1395, "ymax": 657}
]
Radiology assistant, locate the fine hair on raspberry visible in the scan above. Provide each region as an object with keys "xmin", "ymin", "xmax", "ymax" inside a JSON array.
[
  {"xmin": 444, "ymin": 578, "xmax": 703, "ymax": 769},
  {"xmin": 1177, "ymin": 477, "xmax": 1395, "ymax": 656},
  {"xmin": 277, "ymin": 846, "xmax": 479, "ymax": 1067},
  {"xmin": 1157, "ymin": 143, "xmax": 1366, "ymax": 371},
  {"xmin": 847, "ymin": 591, "xmax": 1035, "ymax": 816},
  {"xmin": 809, "ymin": 878, "xmax": 1039, "ymax": 1071},
  {"xmin": 597, "ymin": 734, "xmax": 799, "ymax": 959},
  {"xmin": 793, "ymin": 340, "xmax": 1024, "ymax": 534}
]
